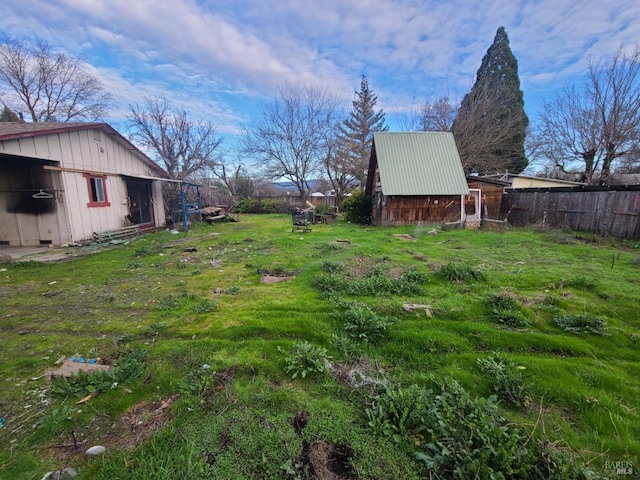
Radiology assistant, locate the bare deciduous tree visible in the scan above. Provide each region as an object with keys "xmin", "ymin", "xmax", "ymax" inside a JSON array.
[
  {"xmin": 242, "ymin": 84, "xmax": 340, "ymax": 201},
  {"xmin": 0, "ymin": 36, "xmax": 113, "ymax": 122},
  {"xmin": 533, "ymin": 86, "xmax": 602, "ymax": 183},
  {"xmin": 127, "ymin": 96, "xmax": 224, "ymax": 180},
  {"xmin": 323, "ymin": 134, "xmax": 359, "ymax": 206},
  {"xmin": 127, "ymin": 96, "xmax": 224, "ymax": 215},
  {"xmin": 534, "ymin": 47, "xmax": 640, "ymax": 184},
  {"xmin": 589, "ymin": 48, "xmax": 640, "ymax": 183},
  {"xmin": 420, "ymin": 95, "xmax": 458, "ymax": 132}
]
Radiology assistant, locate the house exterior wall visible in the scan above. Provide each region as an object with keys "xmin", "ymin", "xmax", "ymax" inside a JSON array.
[
  {"xmin": 510, "ymin": 177, "xmax": 583, "ymax": 189},
  {"xmin": 0, "ymin": 128, "xmax": 165, "ymax": 246},
  {"xmin": 372, "ymin": 193, "xmax": 463, "ymax": 226},
  {"xmin": 0, "ymin": 159, "xmax": 70, "ymax": 246}
]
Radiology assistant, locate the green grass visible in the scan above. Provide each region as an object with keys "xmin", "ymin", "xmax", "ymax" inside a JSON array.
[{"xmin": 1, "ymin": 215, "xmax": 639, "ymax": 479}]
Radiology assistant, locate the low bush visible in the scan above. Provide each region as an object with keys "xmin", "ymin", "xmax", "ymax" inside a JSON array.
[{"xmin": 342, "ymin": 190, "xmax": 371, "ymax": 225}]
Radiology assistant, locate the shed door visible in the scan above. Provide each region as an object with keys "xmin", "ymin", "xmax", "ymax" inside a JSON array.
[
  {"xmin": 126, "ymin": 180, "xmax": 153, "ymax": 225},
  {"xmin": 464, "ymin": 189, "xmax": 481, "ymax": 222}
]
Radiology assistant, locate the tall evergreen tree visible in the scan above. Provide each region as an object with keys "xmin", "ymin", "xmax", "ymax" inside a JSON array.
[
  {"xmin": 452, "ymin": 27, "xmax": 528, "ymax": 174},
  {"xmin": 338, "ymin": 75, "xmax": 388, "ymax": 186}
]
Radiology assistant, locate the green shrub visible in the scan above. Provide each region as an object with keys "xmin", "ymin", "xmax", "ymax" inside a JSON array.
[
  {"xmin": 342, "ymin": 190, "xmax": 371, "ymax": 224},
  {"xmin": 554, "ymin": 314, "xmax": 607, "ymax": 335},
  {"xmin": 437, "ymin": 262, "xmax": 484, "ymax": 282},
  {"xmin": 279, "ymin": 341, "xmax": 332, "ymax": 379},
  {"xmin": 314, "ymin": 203, "xmax": 335, "ymax": 215},
  {"xmin": 259, "ymin": 199, "xmax": 287, "ymax": 213},
  {"xmin": 477, "ymin": 353, "xmax": 529, "ymax": 407},
  {"xmin": 334, "ymin": 306, "xmax": 393, "ymax": 343},
  {"xmin": 312, "ymin": 272, "xmax": 347, "ymax": 293},
  {"xmin": 235, "ymin": 197, "xmax": 257, "ymax": 213},
  {"xmin": 145, "ymin": 321, "xmax": 168, "ymax": 337}
]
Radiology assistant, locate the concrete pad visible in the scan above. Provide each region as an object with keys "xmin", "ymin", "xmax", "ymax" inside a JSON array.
[{"xmin": 0, "ymin": 246, "xmax": 89, "ymax": 263}]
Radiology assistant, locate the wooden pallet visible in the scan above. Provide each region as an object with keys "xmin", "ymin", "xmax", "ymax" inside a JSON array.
[{"xmin": 91, "ymin": 225, "xmax": 143, "ymax": 244}]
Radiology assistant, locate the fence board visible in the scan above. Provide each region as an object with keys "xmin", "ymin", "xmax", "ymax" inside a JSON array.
[{"xmin": 503, "ymin": 186, "xmax": 640, "ymax": 239}]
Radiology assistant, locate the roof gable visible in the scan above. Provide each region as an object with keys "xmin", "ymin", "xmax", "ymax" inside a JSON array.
[
  {"xmin": 370, "ymin": 132, "xmax": 469, "ymax": 196},
  {"xmin": 0, "ymin": 122, "xmax": 168, "ymax": 177}
]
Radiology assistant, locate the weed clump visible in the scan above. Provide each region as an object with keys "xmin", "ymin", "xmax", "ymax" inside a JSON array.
[
  {"xmin": 437, "ymin": 262, "xmax": 484, "ymax": 282},
  {"xmin": 334, "ymin": 306, "xmax": 393, "ymax": 344},
  {"xmin": 51, "ymin": 348, "xmax": 147, "ymax": 398},
  {"xmin": 485, "ymin": 292, "xmax": 530, "ymax": 328},
  {"xmin": 280, "ymin": 341, "xmax": 332, "ymax": 379},
  {"xmin": 477, "ymin": 353, "xmax": 529, "ymax": 407},
  {"xmin": 367, "ymin": 379, "xmax": 596, "ymax": 479},
  {"xmin": 320, "ymin": 260, "xmax": 345, "ymax": 274},
  {"xmin": 312, "ymin": 268, "xmax": 427, "ymax": 297},
  {"xmin": 562, "ymin": 275, "xmax": 598, "ymax": 291},
  {"xmin": 331, "ymin": 334, "xmax": 361, "ymax": 360},
  {"xmin": 554, "ymin": 314, "xmax": 607, "ymax": 335}
]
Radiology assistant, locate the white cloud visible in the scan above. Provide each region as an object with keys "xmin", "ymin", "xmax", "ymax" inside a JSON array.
[{"xmin": 2, "ymin": 0, "xmax": 639, "ymax": 138}]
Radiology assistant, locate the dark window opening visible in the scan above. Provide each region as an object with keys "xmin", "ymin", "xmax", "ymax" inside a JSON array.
[{"xmin": 84, "ymin": 174, "xmax": 110, "ymax": 207}]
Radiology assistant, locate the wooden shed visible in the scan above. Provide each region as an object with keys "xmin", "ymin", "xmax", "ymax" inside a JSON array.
[
  {"xmin": 365, "ymin": 132, "xmax": 469, "ymax": 226},
  {"xmin": 0, "ymin": 122, "xmax": 168, "ymax": 246},
  {"xmin": 466, "ymin": 176, "xmax": 509, "ymax": 221}
]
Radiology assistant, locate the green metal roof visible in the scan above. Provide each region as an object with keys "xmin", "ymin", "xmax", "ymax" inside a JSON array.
[{"xmin": 372, "ymin": 132, "xmax": 469, "ymax": 195}]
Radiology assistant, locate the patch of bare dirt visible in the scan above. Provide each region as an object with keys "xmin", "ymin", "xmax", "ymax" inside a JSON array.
[
  {"xmin": 112, "ymin": 393, "xmax": 181, "ymax": 449},
  {"xmin": 392, "ymin": 233, "xmax": 415, "ymax": 241},
  {"xmin": 291, "ymin": 410, "xmax": 309, "ymax": 436},
  {"xmin": 261, "ymin": 275, "xmax": 294, "ymax": 284},
  {"xmin": 304, "ymin": 441, "xmax": 355, "ymax": 480},
  {"xmin": 45, "ymin": 394, "xmax": 180, "ymax": 463}
]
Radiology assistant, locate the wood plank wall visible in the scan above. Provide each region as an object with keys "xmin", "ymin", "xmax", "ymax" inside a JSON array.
[
  {"xmin": 373, "ymin": 194, "xmax": 462, "ymax": 226},
  {"xmin": 503, "ymin": 187, "xmax": 640, "ymax": 239}
]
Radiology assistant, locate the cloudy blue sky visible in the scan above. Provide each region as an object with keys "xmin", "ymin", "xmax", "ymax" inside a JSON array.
[{"xmin": 2, "ymin": 0, "xmax": 639, "ymax": 154}]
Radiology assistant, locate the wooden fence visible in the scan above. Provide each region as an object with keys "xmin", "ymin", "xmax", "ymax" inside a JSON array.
[
  {"xmin": 502, "ymin": 186, "xmax": 640, "ymax": 239},
  {"xmin": 251, "ymin": 195, "xmax": 338, "ymax": 209}
]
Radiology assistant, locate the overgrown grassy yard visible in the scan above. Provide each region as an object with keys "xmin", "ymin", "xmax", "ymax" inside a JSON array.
[{"xmin": 1, "ymin": 215, "xmax": 638, "ymax": 479}]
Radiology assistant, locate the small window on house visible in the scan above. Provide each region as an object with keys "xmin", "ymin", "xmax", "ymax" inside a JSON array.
[
  {"xmin": 92, "ymin": 129, "xmax": 102, "ymax": 143},
  {"xmin": 83, "ymin": 173, "xmax": 111, "ymax": 207}
]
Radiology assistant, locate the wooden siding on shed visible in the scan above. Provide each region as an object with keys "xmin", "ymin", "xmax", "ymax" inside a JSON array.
[
  {"xmin": 373, "ymin": 194, "xmax": 462, "ymax": 226},
  {"xmin": 466, "ymin": 179, "xmax": 504, "ymax": 220}
]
